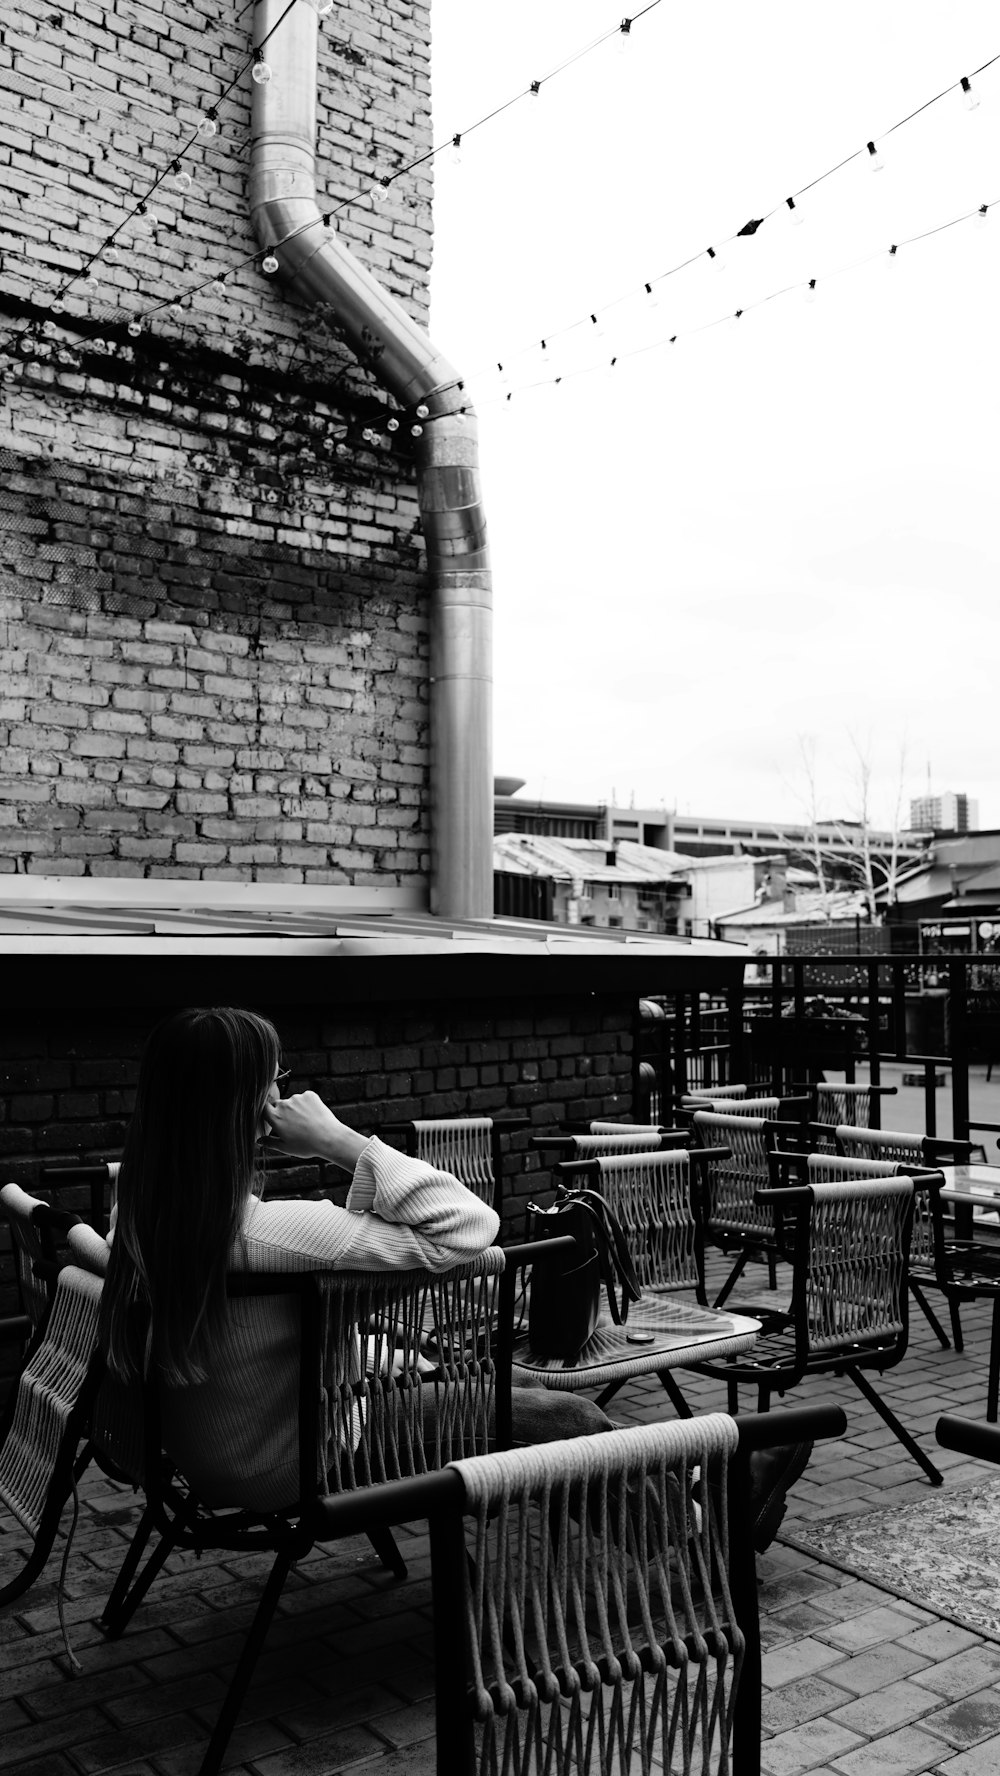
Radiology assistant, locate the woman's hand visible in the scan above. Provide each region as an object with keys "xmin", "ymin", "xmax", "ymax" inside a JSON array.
[{"xmin": 263, "ymin": 1091, "xmax": 369, "ymax": 1172}]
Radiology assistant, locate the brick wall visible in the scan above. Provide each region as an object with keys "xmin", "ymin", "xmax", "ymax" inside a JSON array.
[
  {"xmin": 0, "ymin": 993, "xmax": 636, "ymax": 1391},
  {"xmin": 0, "ymin": 0, "xmax": 437, "ymax": 884}
]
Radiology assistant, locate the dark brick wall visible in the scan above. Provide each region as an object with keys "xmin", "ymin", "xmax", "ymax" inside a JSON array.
[
  {"xmin": 0, "ymin": 994, "xmax": 636, "ymax": 1389},
  {"xmin": 0, "ymin": 0, "xmax": 436, "ymax": 885}
]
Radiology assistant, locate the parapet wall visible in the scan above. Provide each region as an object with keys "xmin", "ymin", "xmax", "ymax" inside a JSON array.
[{"xmin": 0, "ymin": 0, "xmax": 436, "ymax": 886}]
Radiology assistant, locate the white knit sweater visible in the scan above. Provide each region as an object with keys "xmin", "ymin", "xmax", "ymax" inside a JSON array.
[{"xmin": 155, "ymin": 1137, "xmax": 499, "ymax": 1511}]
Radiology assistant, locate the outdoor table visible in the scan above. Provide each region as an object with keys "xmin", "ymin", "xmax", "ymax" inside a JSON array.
[
  {"xmin": 938, "ymin": 1164, "xmax": 1000, "ymax": 1239},
  {"xmin": 510, "ymin": 1294, "xmax": 760, "ymax": 1391}
]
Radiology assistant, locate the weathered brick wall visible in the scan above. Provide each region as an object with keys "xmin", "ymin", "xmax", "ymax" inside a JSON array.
[
  {"xmin": 0, "ymin": 0, "xmax": 436, "ymax": 883},
  {"xmin": 0, "ymin": 994, "xmax": 636, "ymax": 1391}
]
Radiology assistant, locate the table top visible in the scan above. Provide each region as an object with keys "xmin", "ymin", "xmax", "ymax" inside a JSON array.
[
  {"xmin": 510, "ymin": 1293, "xmax": 760, "ymax": 1390},
  {"xmin": 937, "ymin": 1165, "xmax": 1000, "ymax": 1213}
]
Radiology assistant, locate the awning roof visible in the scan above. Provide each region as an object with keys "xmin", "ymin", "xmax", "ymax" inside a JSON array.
[{"xmin": 0, "ymin": 877, "xmax": 749, "ymax": 1008}]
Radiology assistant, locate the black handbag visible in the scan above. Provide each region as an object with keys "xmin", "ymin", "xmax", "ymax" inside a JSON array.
[{"xmin": 526, "ymin": 1186, "xmax": 642, "ymax": 1363}]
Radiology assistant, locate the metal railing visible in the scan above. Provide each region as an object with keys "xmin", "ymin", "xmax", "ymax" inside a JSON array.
[{"xmin": 635, "ymin": 953, "xmax": 1000, "ymax": 1146}]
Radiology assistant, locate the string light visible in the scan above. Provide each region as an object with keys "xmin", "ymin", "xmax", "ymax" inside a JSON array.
[
  {"xmin": 961, "ymin": 75, "xmax": 980, "ymax": 111},
  {"xmin": 197, "ymin": 112, "xmax": 219, "ymax": 138},
  {"xmin": 786, "ymin": 195, "xmax": 804, "ymax": 227},
  {"xmin": 977, "ymin": 202, "xmax": 989, "ymax": 224},
  {"xmin": 804, "ymin": 278, "xmax": 817, "ymax": 303},
  {"xmin": 450, "ymin": 133, "xmax": 462, "ymax": 168},
  {"xmin": 867, "ymin": 140, "xmax": 884, "ymax": 172},
  {"xmin": 262, "ymin": 252, "xmax": 279, "ymax": 274},
  {"xmin": 706, "ymin": 245, "xmax": 724, "ymax": 268},
  {"xmin": 251, "ymin": 52, "xmax": 272, "ymax": 85},
  {"xmin": 172, "ymin": 162, "xmax": 193, "ymax": 192},
  {"xmin": 415, "ymin": 403, "xmax": 430, "ymax": 419},
  {"xmin": 617, "ymin": 18, "xmax": 632, "ymax": 54}
]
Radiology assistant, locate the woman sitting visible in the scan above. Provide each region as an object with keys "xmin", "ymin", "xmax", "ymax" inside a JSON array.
[{"xmin": 97, "ymin": 1005, "xmax": 611, "ymax": 1511}]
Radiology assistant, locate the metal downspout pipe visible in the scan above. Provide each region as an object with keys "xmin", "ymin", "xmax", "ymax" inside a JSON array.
[{"xmin": 248, "ymin": 0, "xmax": 492, "ymax": 920}]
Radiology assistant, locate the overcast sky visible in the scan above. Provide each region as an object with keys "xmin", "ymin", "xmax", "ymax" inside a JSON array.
[{"xmin": 428, "ymin": 2, "xmax": 999, "ymax": 830}]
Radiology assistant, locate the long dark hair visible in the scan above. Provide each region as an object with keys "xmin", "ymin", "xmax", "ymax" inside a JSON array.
[{"xmin": 99, "ymin": 1006, "xmax": 280, "ymax": 1386}]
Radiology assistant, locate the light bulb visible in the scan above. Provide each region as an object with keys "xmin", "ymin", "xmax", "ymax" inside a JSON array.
[
  {"xmin": 617, "ymin": 18, "xmax": 632, "ymax": 53},
  {"xmin": 251, "ymin": 57, "xmax": 272, "ymax": 84},
  {"xmin": 644, "ymin": 281, "xmax": 659, "ymax": 308},
  {"xmin": 211, "ymin": 277, "xmax": 227, "ymax": 296},
  {"xmin": 371, "ymin": 177, "xmax": 391, "ymax": 204},
  {"xmin": 127, "ymin": 318, "xmax": 143, "ymax": 337},
  {"xmin": 173, "ymin": 164, "xmax": 192, "ymax": 192},
  {"xmin": 135, "ymin": 207, "xmax": 158, "ymax": 234},
  {"xmin": 50, "ymin": 298, "xmax": 65, "ymax": 315},
  {"xmin": 706, "ymin": 245, "xmax": 724, "ymax": 269},
  {"xmin": 42, "ymin": 320, "xmax": 57, "ymax": 336},
  {"xmin": 976, "ymin": 203, "xmax": 989, "ymax": 225},
  {"xmin": 262, "ymin": 252, "xmax": 279, "ymax": 274},
  {"xmin": 336, "ymin": 440, "xmax": 349, "ymax": 456},
  {"xmin": 589, "ymin": 312, "xmax": 604, "ymax": 338},
  {"xmin": 867, "ymin": 140, "xmax": 883, "ymax": 173},
  {"xmin": 167, "ymin": 302, "xmax": 182, "ymax": 318},
  {"xmin": 410, "ymin": 423, "xmax": 423, "ymax": 437},
  {"xmin": 362, "ymin": 427, "xmax": 375, "ymax": 444},
  {"xmin": 386, "ymin": 416, "xmax": 400, "ymax": 432},
  {"xmin": 786, "ymin": 195, "xmax": 804, "ymax": 227},
  {"xmin": 415, "ymin": 403, "xmax": 429, "ymax": 419},
  {"xmin": 961, "ymin": 76, "xmax": 980, "ymax": 112},
  {"xmin": 104, "ymin": 244, "xmax": 120, "ymax": 264},
  {"xmin": 450, "ymin": 133, "xmax": 462, "ymax": 168},
  {"xmin": 197, "ymin": 113, "xmax": 219, "ymax": 138},
  {"xmin": 804, "ymin": 278, "xmax": 817, "ymax": 303},
  {"xmin": 886, "ymin": 243, "xmax": 898, "ymax": 268}
]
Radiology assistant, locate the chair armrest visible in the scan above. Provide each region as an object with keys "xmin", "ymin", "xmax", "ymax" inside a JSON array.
[
  {"xmin": 936, "ymin": 1413, "xmax": 1000, "ymax": 1463},
  {"xmin": 754, "ymin": 1185, "xmax": 811, "ymax": 1207},
  {"xmin": 923, "ymin": 1137, "xmax": 976, "ymax": 1163},
  {"xmin": 68, "ymin": 1222, "xmax": 111, "ymax": 1275}
]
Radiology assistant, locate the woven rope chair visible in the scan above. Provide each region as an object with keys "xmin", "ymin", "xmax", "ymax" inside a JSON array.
[
  {"xmin": 684, "ymin": 1176, "xmax": 943, "ymax": 1486},
  {"xmin": 690, "ymin": 1110, "xmax": 807, "ymax": 1307},
  {"xmin": 384, "ymin": 1117, "xmax": 529, "ymax": 1215},
  {"xmin": 38, "ymin": 1160, "xmax": 120, "ymax": 1235},
  {"xmin": 684, "ymin": 1083, "xmax": 749, "ymax": 1100},
  {"xmin": 521, "ymin": 1149, "xmax": 722, "ymax": 1416},
  {"xmin": 317, "ymin": 1402, "xmax": 847, "ymax": 1776},
  {"xmin": 95, "ymin": 1250, "xmax": 507, "ymax": 1776},
  {"xmin": 1, "ymin": 1183, "xmax": 82, "ymax": 1345},
  {"xmin": 808, "ymin": 1082, "xmax": 897, "ymax": 1131},
  {"xmin": 833, "ymin": 1125, "xmax": 981, "ymax": 1352},
  {"xmin": 0, "ymin": 1263, "xmax": 106, "ymax": 1607}
]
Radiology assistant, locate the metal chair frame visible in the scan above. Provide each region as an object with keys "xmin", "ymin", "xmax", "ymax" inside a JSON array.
[
  {"xmin": 315, "ymin": 1402, "xmax": 847, "ymax": 1776},
  {"xmin": 96, "ymin": 1250, "xmax": 513, "ymax": 1776},
  {"xmin": 683, "ymin": 1175, "xmax": 943, "ymax": 1486},
  {"xmin": 1, "ymin": 1183, "xmax": 83, "ymax": 1346}
]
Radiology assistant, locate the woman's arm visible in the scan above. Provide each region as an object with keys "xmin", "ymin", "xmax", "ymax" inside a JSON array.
[{"xmin": 248, "ymin": 1094, "xmax": 499, "ymax": 1272}]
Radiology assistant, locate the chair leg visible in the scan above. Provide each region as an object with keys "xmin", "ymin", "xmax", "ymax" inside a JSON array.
[
  {"xmin": 727, "ymin": 1379, "xmax": 740, "ymax": 1415},
  {"xmin": 766, "ymin": 1250, "xmax": 777, "ymax": 1291},
  {"xmin": 847, "ymin": 1369, "xmax": 942, "ymax": 1485},
  {"xmin": 595, "ymin": 1378, "xmax": 625, "ymax": 1412},
  {"xmin": 713, "ymin": 1250, "xmax": 751, "ymax": 1309},
  {"xmin": 197, "ymin": 1547, "xmax": 296, "ymax": 1776},
  {"xmin": 101, "ymin": 1509, "xmax": 179, "ymax": 1638},
  {"xmin": 656, "ymin": 1370, "xmax": 693, "ymax": 1418},
  {"xmin": 907, "ymin": 1280, "xmax": 951, "ymax": 1351},
  {"xmin": 757, "ymin": 1385, "xmax": 771, "ymax": 1413},
  {"xmin": 367, "ymin": 1525, "xmax": 407, "ymax": 1580},
  {"xmin": 948, "ymin": 1296, "xmax": 965, "ymax": 1355},
  {"xmin": 988, "ymin": 1298, "xmax": 1000, "ymax": 1425}
]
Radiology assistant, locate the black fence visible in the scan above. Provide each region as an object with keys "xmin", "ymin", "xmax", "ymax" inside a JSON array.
[{"xmin": 634, "ymin": 953, "xmax": 1000, "ymax": 1145}]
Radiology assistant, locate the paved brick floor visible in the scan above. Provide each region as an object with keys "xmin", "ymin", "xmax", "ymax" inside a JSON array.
[{"xmin": 5, "ymin": 1097, "xmax": 1000, "ymax": 1775}]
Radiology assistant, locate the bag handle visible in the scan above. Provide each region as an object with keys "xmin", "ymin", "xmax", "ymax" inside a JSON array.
[{"xmin": 554, "ymin": 1185, "xmax": 642, "ymax": 1324}]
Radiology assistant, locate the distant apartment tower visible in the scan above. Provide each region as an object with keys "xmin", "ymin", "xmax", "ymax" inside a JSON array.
[{"xmin": 909, "ymin": 792, "xmax": 979, "ymax": 833}]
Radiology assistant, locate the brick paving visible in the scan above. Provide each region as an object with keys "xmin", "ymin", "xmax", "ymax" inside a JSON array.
[{"xmin": 4, "ymin": 1067, "xmax": 1000, "ymax": 1776}]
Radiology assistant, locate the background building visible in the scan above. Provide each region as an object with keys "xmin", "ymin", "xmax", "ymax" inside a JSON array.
[{"xmin": 909, "ymin": 792, "xmax": 980, "ymax": 834}]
